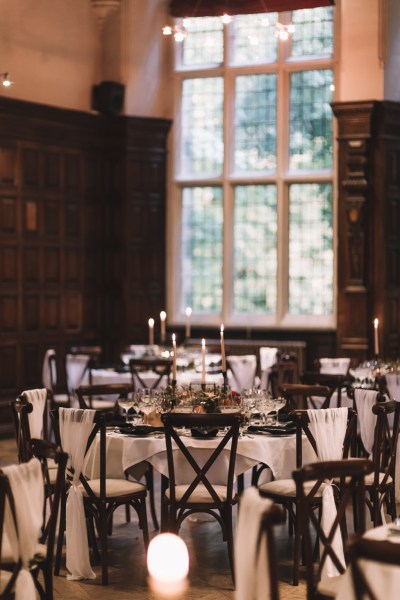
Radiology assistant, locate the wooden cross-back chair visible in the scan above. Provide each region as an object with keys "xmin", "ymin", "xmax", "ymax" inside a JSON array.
[
  {"xmin": 10, "ymin": 390, "xmax": 55, "ymax": 462},
  {"xmin": 258, "ymin": 407, "xmax": 357, "ymax": 586},
  {"xmin": 129, "ymin": 357, "xmax": 172, "ymax": 390},
  {"xmin": 347, "ymin": 535, "xmax": 400, "ymax": 600},
  {"xmin": 75, "ymin": 383, "xmax": 133, "ymax": 411},
  {"xmin": 161, "ymin": 412, "xmax": 241, "ymax": 583},
  {"xmin": 293, "ymin": 458, "xmax": 374, "ymax": 600},
  {"xmin": 0, "ymin": 441, "xmax": 67, "ymax": 600},
  {"xmin": 300, "ymin": 372, "xmax": 349, "ymax": 408},
  {"xmin": 279, "ymin": 383, "xmax": 333, "ymax": 411},
  {"xmin": 53, "ymin": 408, "xmax": 149, "ymax": 585}
]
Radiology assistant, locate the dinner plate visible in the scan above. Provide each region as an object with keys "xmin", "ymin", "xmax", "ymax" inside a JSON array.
[{"xmin": 118, "ymin": 425, "xmax": 162, "ymax": 436}]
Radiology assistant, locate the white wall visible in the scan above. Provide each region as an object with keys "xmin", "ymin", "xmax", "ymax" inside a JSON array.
[{"xmin": 0, "ymin": 0, "xmax": 99, "ymax": 111}]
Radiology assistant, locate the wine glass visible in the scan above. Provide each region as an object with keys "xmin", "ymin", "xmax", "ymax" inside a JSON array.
[
  {"xmin": 117, "ymin": 394, "xmax": 134, "ymax": 424},
  {"xmin": 273, "ymin": 397, "xmax": 286, "ymax": 425},
  {"xmin": 136, "ymin": 389, "xmax": 156, "ymax": 424}
]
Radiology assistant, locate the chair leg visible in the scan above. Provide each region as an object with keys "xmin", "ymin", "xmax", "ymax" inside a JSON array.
[
  {"xmin": 138, "ymin": 499, "xmax": 150, "ymax": 550},
  {"xmin": 225, "ymin": 507, "xmax": 235, "ymax": 587},
  {"xmin": 145, "ymin": 464, "xmax": 160, "ymax": 530},
  {"xmin": 100, "ymin": 510, "xmax": 109, "ymax": 585},
  {"xmin": 54, "ymin": 489, "xmax": 66, "ymax": 575},
  {"xmin": 293, "ymin": 506, "xmax": 301, "ymax": 586}
]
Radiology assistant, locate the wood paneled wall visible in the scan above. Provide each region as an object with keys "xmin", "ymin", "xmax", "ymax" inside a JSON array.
[
  {"xmin": 333, "ymin": 100, "xmax": 400, "ymax": 362},
  {"xmin": 0, "ymin": 96, "xmax": 171, "ymax": 435}
]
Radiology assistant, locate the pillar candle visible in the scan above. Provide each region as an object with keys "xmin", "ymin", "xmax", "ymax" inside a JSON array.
[
  {"xmin": 220, "ymin": 324, "xmax": 226, "ymax": 372},
  {"xmin": 147, "ymin": 533, "xmax": 189, "ymax": 599},
  {"xmin": 201, "ymin": 338, "xmax": 206, "ymax": 385},
  {"xmin": 374, "ymin": 318, "xmax": 379, "ymax": 355},
  {"xmin": 172, "ymin": 333, "xmax": 177, "ymax": 381},
  {"xmin": 148, "ymin": 318, "xmax": 154, "ymax": 346},
  {"xmin": 185, "ymin": 307, "xmax": 192, "ymax": 338},
  {"xmin": 160, "ymin": 311, "xmax": 167, "ymax": 344}
]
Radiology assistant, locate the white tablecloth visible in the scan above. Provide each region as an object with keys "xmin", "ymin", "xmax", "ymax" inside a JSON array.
[
  {"xmin": 83, "ymin": 430, "xmax": 316, "ymax": 485},
  {"xmin": 336, "ymin": 524, "xmax": 400, "ymax": 600}
]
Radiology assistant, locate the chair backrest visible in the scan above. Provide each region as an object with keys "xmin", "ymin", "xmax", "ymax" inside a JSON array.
[
  {"xmin": 227, "ymin": 355, "xmax": 257, "ymax": 392},
  {"xmin": 280, "ymin": 383, "xmax": 333, "ymax": 411},
  {"xmin": 319, "ymin": 357, "xmax": 351, "ymax": 375},
  {"xmin": 370, "ymin": 400, "xmax": 400, "ymax": 491},
  {"xmin": 129, "ymin": 358, "xmax": 172, "ymax": 390},
  {"xmin": 259, "ymin": 347, "xmax": 278, "ymax": 390},
  {"xmin": 293, "ymin": 459, "xmax": 374, "ymax": 600},
  {"xmin": 379, "ymin": 372, "xmax": 400, "ymax": 401},
  {"xmin": 161, "ymin": 412, "xmax": 240, "ymax": 510},
  {"xmin": 347, "ymin": 388, "xmax": 386, "ymax": 455},
  {"xmin": 348, "ymin": 535, "xmax": 400, "ymax": 600},
  {"xmin": 10, "ymin": 390, "xmax": 53, "ymax": 462},
  {"xmin": 300, "ymin": 372, "xmax": 348, "ymax": 408},
  {"xmin": 42, "ymin": 348, "xmax": 57, "ymax": 390},
  {"xmin": 292, "ymin": 407, "xmax": 357, "ymax": 469},
  {"xmin": 75, "ymin": 383, "xmax": 134, "ymax": 410}
]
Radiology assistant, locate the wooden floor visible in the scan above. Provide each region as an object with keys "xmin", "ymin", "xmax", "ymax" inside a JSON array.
[{"xmin": 0, "ymin": 436, "xmax": 308, "ymax": 599}]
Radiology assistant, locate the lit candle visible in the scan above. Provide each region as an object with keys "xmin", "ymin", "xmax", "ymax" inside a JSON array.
[
  {"xmin": 148, "ymin": 318, "xmax": 154, "ymax": 346},
  {"xmin": 160, "ymin": 311, "xmax": 167, "ymax": 344},
  {"xmin": 220, "ymin": 324, "xmax": 226, "ymax": 372},
  {"xmin": 185, "ymin": 307, "xmax": 192, "ymax": 339},
  {"xmin": 147, "ymin": 533, "xmax": 189, "ymax": 598},
  {"xmin": 201, "ymin": 338, "xmax": 206, "ymax": 384},
  {"xmin": 172, "ymin": 333, "xmax": 177, "ymax": 381},
  {"xmin": 374, "ymin": 318, "xmax": 379, "ymax": 356}
]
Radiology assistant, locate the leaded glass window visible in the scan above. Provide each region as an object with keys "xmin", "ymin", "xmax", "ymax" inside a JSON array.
[{"xmin": 171, "ymin": 7, "xmax": 335, "ymax": 328}]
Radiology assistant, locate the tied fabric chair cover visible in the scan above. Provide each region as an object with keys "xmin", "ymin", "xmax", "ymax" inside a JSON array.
[
  {"xmin": 259, "ymin": 347, "xmax": 278, "ymax": 391},
  {"xmin": 353, "ymin": 389, "xmax": 379, "ymax": 455},
  {"xmin": 235, "ymin": 487, "xmax": 279, "ymax": 600},
  {"xmin": 2, "ymin": 459, "xmax": 44, "ymax": 600},
  {"xmin": 65, "ymin": 354, "xmax": 91, "ymax": 397},
  {"xmin": 306, "ymin": 407, "xmax": 348, "ymax": 579},
  {"xmin": 319, "ymin": 358, "xmax": 350, "ymax": 375},
  {"xmin": 59, "ymin": 407, "xmax": 96, "ymax": 580},
  {"xmin": 42, "ymin": 349, "xmax": 56, "ymax": 390},
  {"xmin": 23, "ymin": 388, "xmax": 47, "ymax": 440},
  {"xmin": 227, "ymin": 355, "xmax": 257, "ymax": 392}
]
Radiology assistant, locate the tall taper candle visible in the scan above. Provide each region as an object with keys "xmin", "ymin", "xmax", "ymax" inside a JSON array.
[
  {"xmin": 160, "ymin": 311, "xmax": 167, "ymax": 344},
  {"xmin": 201, "ymin": 338, "xmax": 206, "ymax": 385},
  {"xmin": 148, "ymin": 318, "xmax": 155, "ymax": 346},
  {"xmin": 172, "ymin": 333, "xmax": 177, "ymax": 381},
  {"xmin": 185, "ymin": 307, "xmax": 192, "ymax": 339},
  {"xmin": 374, "ymin": 318, "xmax": 379, "ymax": 356},
  {"xmin": 220, "ymin": 324, "xmax": 226, "ymax": 372}
]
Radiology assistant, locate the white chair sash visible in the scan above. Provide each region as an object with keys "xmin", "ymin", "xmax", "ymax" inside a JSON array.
[
  {"xmin": 59, "ymin": 407, "xmax": 96, "ymax": 580},
  {"xmin": 235, "ymin": 486, "xmax": 273, "ymax": 600},
  {"xmin": 66, "ymin": 354, "xmax": 91, "ymax": 394},
  {"xmin": 42, "ymin": 349, "xmax": 56, "ymax": 390},
  {"xmin": 23, "ymin": 388, "xmax": 47, "ymax": 439},
  {"xmin": 259, "ymin": 347, "xmax": 278, "ymax": 390},
  {"xmin": 307, "ymin": 407, "xmax": 348, "ymax": 579},
  {"xmin": 353, "ymin": 389, "xmax": 379, "ymax": 456},
  {"xmin": 228, "ymin": 355, "xmax": 257, "ymax": 392},
  {"xmin": 319, "ymin": 358, "xmax": 350, "ymax": 375},
  {"xmin": 2, "ymin": 458, "xmax": 44, "ymax": 600}
]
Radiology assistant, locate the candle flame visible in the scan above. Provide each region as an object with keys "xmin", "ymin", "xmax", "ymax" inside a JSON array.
[
  {"xmin": 160, "ymin": 311, "xmax": 166, "ymax": 321},
  {"xmin": 172, "ymin": 333, "xmax": 176, "ymax": 342},
  {"xmin": 374, "ymin": 318, "xmax": 379, "ymax": 328},
  {"xmin": 201, "ymin": 338, "xmax": 206, "ymax": 348},
  {"xmin": 148, "ymin": 318, "xmax": 154, "ymax": 327},
  {"xmin": 220, "ymin": 324, "xmax": 224, "ymax": 334},
  {"xmin": 185, "ymin": 307, "xmax": 192, "ymax": 316}
]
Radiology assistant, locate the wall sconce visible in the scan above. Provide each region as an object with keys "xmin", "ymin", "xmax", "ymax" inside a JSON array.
[{"xmin": 1, "ymin": 73, "xmax": 13, "ymax": 87}]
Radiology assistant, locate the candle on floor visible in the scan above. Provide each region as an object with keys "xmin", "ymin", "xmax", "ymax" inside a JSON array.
[
  {"xmin": 220, "ymin": 324, "xmax": 226, "ymax": 372},
  {"xmin": 374, "ymin": 318, "xmax": 379, "ymax": 355},
  {"xmin": 172, "ymin": 333, "xmax": 177, "ymax": 381},
  {"xmin": 201, "ymin": 338, "xmax": 206, "ymax": 385},
  {"xmin": 147, "ymin": 533, "xmax": 189, "ymax": 599},
  {"xmin": 148, "ymin": 318, "xmax": 155, "ymax": 346},
  {"xmin": 160, "ymin": 311, "xmax": 167, "ymax": 344},
  {"xmin": 185, "ymin": 307, "xmax": 192, "ymax": 338}
]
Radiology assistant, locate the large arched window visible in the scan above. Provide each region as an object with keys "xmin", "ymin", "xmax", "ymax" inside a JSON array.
[{"xmin": 168, "ymin": 6, "xmax": 335, "ymax": 329}]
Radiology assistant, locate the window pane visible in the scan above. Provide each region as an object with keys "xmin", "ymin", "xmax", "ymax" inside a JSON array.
[
  {"xmin": 289, "ymin": 183, "xmax": 333, "ymax": 315},
  {"xmin": 181, "ymin": 17, "xmax": 223, "ymax": 66},
  {"xmin": 232, "ymin": 13, "xmax": 278, "ymax": 65},
  {"xmin": 234, "ymin": 185, "xmax": 277, "ymax": 313},
  {"xmin": 181, "ymin": 78, "xmax": 224, "ymax": 176},
  {"xmin": 289, "ymin": 69, "xmax": 333, "ymax": 170},
  {"xmin": 235, "ymin": 74, "xmax": 277, "ymax": 172},
  {"xmin": 291, "ymin": 7, "xmax": 333, "ymax": 58},
  {"xmin": 181, "ymin": 187, "xmax": 223, "ymax": 313}
]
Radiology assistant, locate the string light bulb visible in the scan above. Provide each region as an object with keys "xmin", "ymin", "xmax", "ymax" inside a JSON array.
[
  {"xmin": 162, "ymin": 23, "xmax": 187, "ymax": 42},
  {"xmin": 275, "ymin": 22, "xmax": 295, "ymax": 40}
]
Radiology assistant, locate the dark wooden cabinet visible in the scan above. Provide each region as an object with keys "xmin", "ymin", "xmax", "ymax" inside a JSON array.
[{"xmin": 332, "ymin": 100, "xmax": 400, "ymax": 362}]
